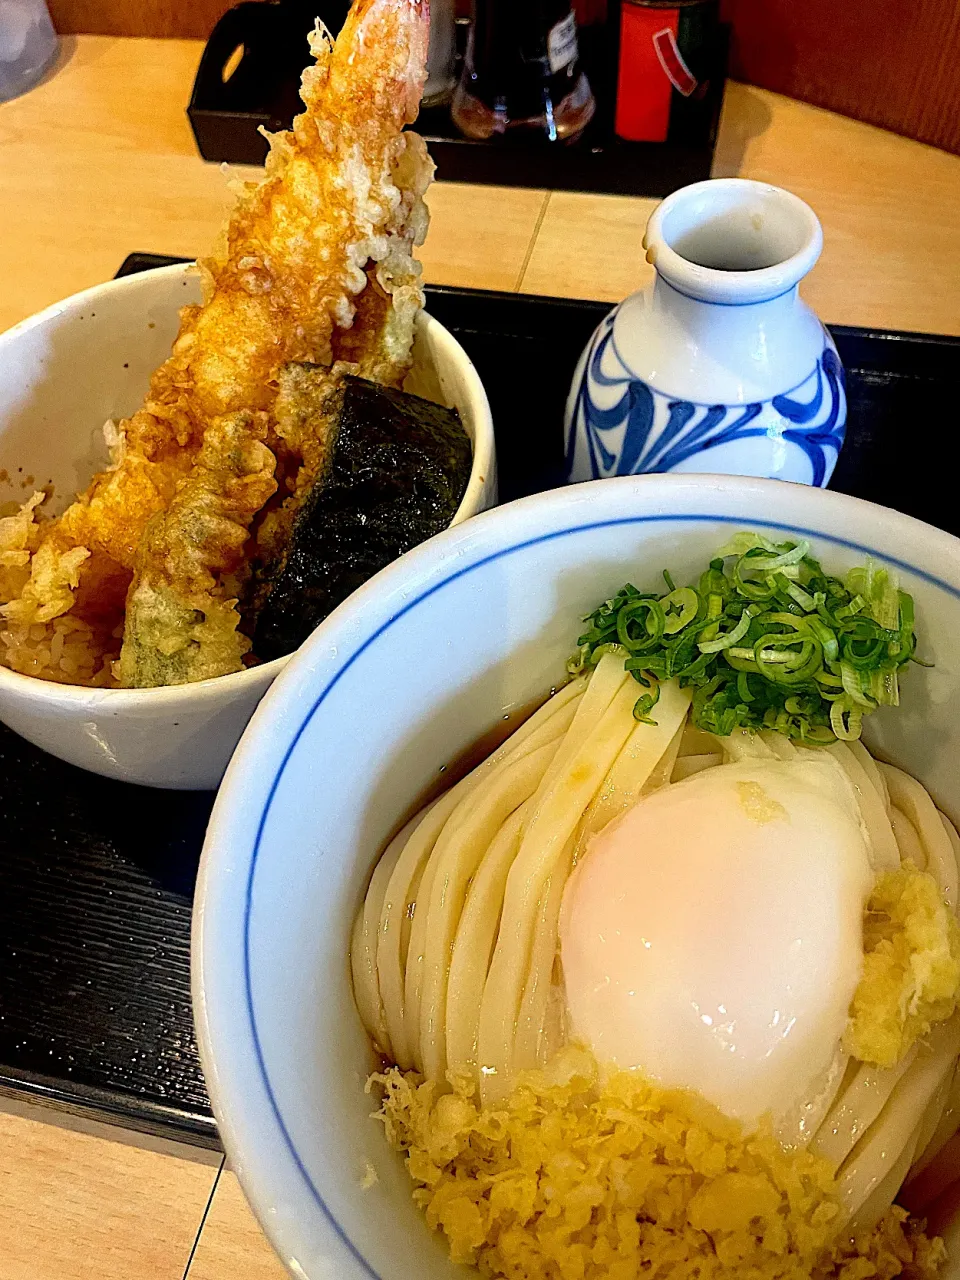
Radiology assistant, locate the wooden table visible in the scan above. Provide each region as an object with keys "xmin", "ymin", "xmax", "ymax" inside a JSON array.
[
  {"xmin": 1, "ymin": 33, "xmax": 960, "ymax": 1280},
  {"xmin": 3, "ymin": 35, "xmax": 960, "ymax": 339}
]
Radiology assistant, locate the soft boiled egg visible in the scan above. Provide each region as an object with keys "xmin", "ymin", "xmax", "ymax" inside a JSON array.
[{"xmin": 559, "ymin": 755, "xmax": 874, "ymax": 1128}]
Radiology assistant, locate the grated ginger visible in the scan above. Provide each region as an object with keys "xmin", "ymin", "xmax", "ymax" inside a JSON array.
[
  {"xmin": 846, "ymin": 861, "xmax": 960, "ymax": 1068},
  {"xmin": 372, "ymin": 1046, "xmax": 944, "ymax": 1280}
]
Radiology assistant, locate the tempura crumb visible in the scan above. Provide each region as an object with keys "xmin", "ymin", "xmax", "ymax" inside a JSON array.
[
  {"xmin": 846, "ymin": 861, "xmax": 960, "ymax": 1068},
  {"xmin": 360, "ymin": 1161, "xmax": 379, "ymax": 1191},
  {"xmin": 372, "ymin": 1046, "xmax": 944, "ymax": 1280}
]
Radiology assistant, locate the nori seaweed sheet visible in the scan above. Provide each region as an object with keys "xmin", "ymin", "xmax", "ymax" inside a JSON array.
[{"xmin": 252, "ymin": 375, "xmax": 472, "ymax": 661}]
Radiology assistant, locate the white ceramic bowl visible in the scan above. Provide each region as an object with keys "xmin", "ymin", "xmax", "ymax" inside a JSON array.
[
  {"xmin": 194, "ymin": 473, "xmax": 960, "ymax": 1280},
  {"xmin": 0, "ymin": 264, "xmax": 496, "ymax": 788}
]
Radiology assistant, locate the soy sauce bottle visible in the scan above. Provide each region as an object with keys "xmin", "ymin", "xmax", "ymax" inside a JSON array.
[{"xmin": 452, "ymin": 0, "xmax": 596, "ymax": 142}]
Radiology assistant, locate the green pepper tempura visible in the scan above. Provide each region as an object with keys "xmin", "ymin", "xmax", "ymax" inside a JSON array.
[{"xmin": 568, "ymin": 532, "xmax": 923, "ymax": 743}]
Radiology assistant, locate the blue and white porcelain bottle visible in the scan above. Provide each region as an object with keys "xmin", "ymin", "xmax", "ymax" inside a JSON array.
[{"xmin": 564, "ymin": 179, "xmax": 846, "ymax": 487}]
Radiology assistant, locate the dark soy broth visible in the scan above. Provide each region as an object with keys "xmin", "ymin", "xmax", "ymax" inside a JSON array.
[{"xmin": 386, "ymin": 685, "xmax": 561, "ymax": 842}]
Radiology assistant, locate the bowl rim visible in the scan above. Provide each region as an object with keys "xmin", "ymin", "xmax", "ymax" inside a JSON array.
[
  {"xmin": 193, "ymin": 472, "xmax": 960, "ymax": 1279},
  {"xmin": 0, "ymin": 263, "xmax": 494, "ymax": 704}
]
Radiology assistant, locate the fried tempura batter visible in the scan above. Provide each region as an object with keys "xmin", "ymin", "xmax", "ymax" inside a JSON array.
[
  {"xmin": 116, "ymin": 412, "xmax": 277, "ymax": 688},
  {"xmin": 0, "ymin": 0, "xmax": 432, "ymax": 687}
]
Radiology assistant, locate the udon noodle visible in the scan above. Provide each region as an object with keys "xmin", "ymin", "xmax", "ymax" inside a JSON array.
[{"xmin": 352, "ymin": 651, "xmax": 960, "ymax": 1255}]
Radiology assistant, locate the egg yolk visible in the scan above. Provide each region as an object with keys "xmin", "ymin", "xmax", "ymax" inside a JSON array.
[{"xmin": 559, "ymin": 757, "xmax": 873, "ymax": 1128}]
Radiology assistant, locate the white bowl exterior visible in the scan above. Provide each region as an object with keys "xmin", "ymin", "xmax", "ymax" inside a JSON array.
[
  {"xmin": 0, "ymin": 265, "xmax": 495, "ymax": 788},
  {"xmin": 0, "ymin": 665, "xmax": 279, "ymax": 790},
  {"xmin": 195, "ymin": 474, "xmax": 960, "ymax": 1279}
]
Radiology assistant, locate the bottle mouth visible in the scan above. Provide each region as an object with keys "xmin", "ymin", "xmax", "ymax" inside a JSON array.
[{"xmin": 644, "ymin": 179, "xmax": 823, "ymax": 305}]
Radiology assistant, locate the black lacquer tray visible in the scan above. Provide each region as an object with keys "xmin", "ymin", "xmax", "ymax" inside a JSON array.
[{"xmin": 0, "ymin": 252, "xmax": 957, "ymax": 1150}]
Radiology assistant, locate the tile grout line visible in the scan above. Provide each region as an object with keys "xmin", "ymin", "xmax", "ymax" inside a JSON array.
[
  {"xmin": 514, "ymin": 191, "xmax": 552, "ymax": 293},
  {"xmin": 181, "ymin": 1154, "xmax": 225, "ymax": 1280}
]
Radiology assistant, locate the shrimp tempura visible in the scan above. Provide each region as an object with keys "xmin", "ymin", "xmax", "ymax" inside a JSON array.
[{"xmin": 2, "ymin": 0, "xmax": 433, "ymax": 688}]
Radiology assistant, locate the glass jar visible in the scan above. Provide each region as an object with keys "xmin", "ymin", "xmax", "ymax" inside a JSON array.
[
  {"xmin": 423, "ymin": 0, "xmax": 456, "ymax": 107},
  {"xmin": 452, "ymin": 0, "xmax": 595, "ymax": 142}
]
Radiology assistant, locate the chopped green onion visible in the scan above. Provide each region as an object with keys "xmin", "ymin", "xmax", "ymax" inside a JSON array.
[
  {"xmin": 698, "ymin": 605, "xmax": 758, "ymax": 654},
  {"xmin": 733, "ymin": 549, "xmax": 778, "ymax": 601},
  {"xmin": 750, "ymin": 541, "xmax": 810, "ymax": 573},
  {"xmin": 586, "ymin": 641, "xmax": 625, "ymax": 667},
  {"xmin": 616, "ymin": 599, "xmax": 665, "ymax": 654},
  {"xmin": 754, "ymin": 633, "xmax": 823, "ymax": 686},
  {"xmin": 778, "ymin": 575, "xmax": 817, "ymax": 612},
  {"xmin": 634, "ymin": 682, "xmax": 661, "ymax": 724},
  {"xmin": 568, "ymin": 531, "xmax": 925, "ymax": 743},
  {"xmin": 830, "ymin": 698, "xmax": 863, "ymax": 741},
  {"xmin": 661, "ymin": 587, "xmax": 700, "ymax": 634},
  {"xmin": 840, "ymin": 660, "xmax": 877, "ymax": 708}
]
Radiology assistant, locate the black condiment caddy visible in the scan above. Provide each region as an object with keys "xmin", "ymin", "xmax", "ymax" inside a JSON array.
[{"xmin": 188, "ymin": 0, "xmax": 728, "ymax": 197}]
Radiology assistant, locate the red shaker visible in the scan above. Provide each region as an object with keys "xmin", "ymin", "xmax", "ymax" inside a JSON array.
[{"xmin": 615, "ymin": 0, "xmax": 718, "ymax": 143}]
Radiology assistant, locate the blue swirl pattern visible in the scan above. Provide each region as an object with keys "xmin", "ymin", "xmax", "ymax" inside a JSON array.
[{"xmin": 565, "ymin": 311, "xmax": 847, "ymax": 487}]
